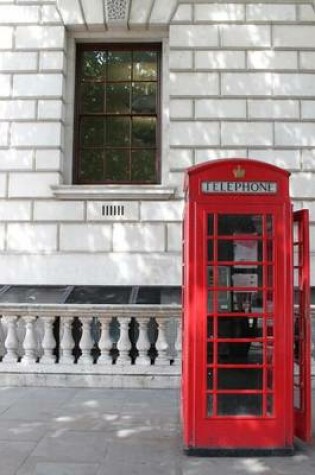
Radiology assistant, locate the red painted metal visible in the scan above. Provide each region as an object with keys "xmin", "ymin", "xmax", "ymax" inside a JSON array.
[
  {"xmin": 182, "ymin": 158, "xmax": 311, "ymax": 453},
  {"xmin": 293, "ymin": 210, "xmax": 312, "ymax": 442}
]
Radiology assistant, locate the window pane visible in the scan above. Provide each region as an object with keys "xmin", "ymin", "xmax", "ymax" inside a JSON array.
[
  {"xmin": 107, "ymin": 51, "xmax": 132, "ymax": 81},
  {"xmin": 131, "ymin": 150, "xmax": 156, "ymax": 182},
  {"xmin": 218, "ymin": 368, "xmax": 263, "ymax": 390},
  {"xmin": 132, "ymin": 117, "xmax": 156, "ymax": 147},
  {"xmin": 217, "ymin": 394, "xmax": 262, "ymax": 416},
  {"xmin": 106, "ymin": 83, "xmax": 131, "ymax": 114},
  {"xmin": 105, "ymin": 150, "xmax": 129, "ymax": 181},
  {"xmin": 132, "ymin": 83, "xmax": 157, "ymax": 113},
  {"xmin": 218, "ymin": 215, "xmax": 262, "ymax": 236},
  {"xmin": 82, "ymin": 51, "xmax": 105, "ymax": 79},
  {"xmin": 80, "ymin": 150, "xmax": 103, "ymax": 181},
  {"xmin": 106, "ymin": 117, "xmax": 131, "ymax": 146},
  {"xmin": 81, "ymin": 83, "xmax": 104, "ymax": 113},
  {"xmin": 80, "ymin": 118, "xmax": 104, "ymax": 146},
  {"xmin": 133, "ymin": 51, "xmax": 158, "ymax": 81}
]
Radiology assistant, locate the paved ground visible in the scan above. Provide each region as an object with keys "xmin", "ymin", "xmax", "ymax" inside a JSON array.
[{"xmin": 0, "ymin": 386, "xmax": 314, "ymax": 475}]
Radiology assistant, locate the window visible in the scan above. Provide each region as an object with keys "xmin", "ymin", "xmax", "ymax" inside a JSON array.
[{"xmin": 73, "ymin": 43, "xmax": 161, "ymax": 185}]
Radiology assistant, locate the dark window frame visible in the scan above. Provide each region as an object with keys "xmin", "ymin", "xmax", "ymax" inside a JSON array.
[{"xmin": 73, "ymin": 43, "xmax": 162, "ymax": 185}]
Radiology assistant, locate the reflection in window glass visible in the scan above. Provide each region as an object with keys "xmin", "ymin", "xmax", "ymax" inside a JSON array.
[
  {"xmin": 267, "ymin": 394, "xmax": 273, "ymax": 416},
  {"xmin": 207, "ymin": 369, "xmax": 213, "ymax": 389},
  {"xmin": 207, "ymin": 215, "xmax": 214, "ymax": 236},
  {"xmin": 207, "ymin": 394, "xmax": 213, "ymax": 416},
  {"xmin": 218, "ymin": 215, "xmax": 262, "ymax": 236},
  {"xmin": 218, "ymin": 240, "xmax": 262, "ymax": 263},
  {"xmin": 207, "ymin": 317, "xmax": 214, "ymax": 338},
  {"xmin": 217, "ymin": 394, "xmax": 263, "ymax": 416},
  {"xmin": 207, "ymin": 343, "xmax": 213, "ymax": 364},
  {"xmin": 218, "ymin": 368, "xmax": 263, "ymax": 390},
  {"xmin": 218, "ymin": 317, "xmax": 263, "ymax": 339},
  {"xmin": 218, "ymin": 342, "xmax": 263, "ymax": 364}
]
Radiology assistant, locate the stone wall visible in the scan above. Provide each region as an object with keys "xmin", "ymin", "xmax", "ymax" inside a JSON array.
[{"xmin": 0, "ymin": 0, "xmax": 314, "ymax": 285}]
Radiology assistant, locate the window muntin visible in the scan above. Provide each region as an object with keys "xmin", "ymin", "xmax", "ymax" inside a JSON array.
[{"xmin": 74, "ymin": 44, "xmax": 161, "ymax": 184}]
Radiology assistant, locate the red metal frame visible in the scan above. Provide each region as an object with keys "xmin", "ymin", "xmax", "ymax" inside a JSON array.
[{"xmin": 182, "ymin": 158, "xmax": 309, "ymax": 453}]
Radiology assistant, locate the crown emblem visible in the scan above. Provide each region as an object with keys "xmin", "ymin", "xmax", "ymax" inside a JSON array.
[{"xmin": 233, "ymin": 165, "xmax": 245, "ymax": 179}]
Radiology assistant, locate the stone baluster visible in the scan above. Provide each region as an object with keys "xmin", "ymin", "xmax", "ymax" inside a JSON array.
[
  {"xmin": 155, "ymin": 317, "xmax": 170, "ymax": 366},
  {"xmin": 136, "ymin": 317, "xmax": 150, "ymax": 365},
  {"xmin": 40, "ymin": 316, "xmax": 56, "ymax": 364},
  {"xmin": 3, "ymin": 316, "xmax": 19, "ymax": 363},
  {"xmin": 98, "ymin": 316, "xmax": 113, "ymax": 364},
  {"xmin": 21, "ymin": 316, "xmax": 37, "ymax": 364},
  {"xmin": 174, "ymin": 318, "xmax": 182, "ymax": 366},
  {"xmin": 116, "ymin": 317, "xmax": 131, "ymax": 365},
  {"xmin": 59, "ymin": 317, "xmax": 75, "ymax": 364},
  {"xmin": 78, "ymin": 317, "xmax": 94, "ymax": 364}
]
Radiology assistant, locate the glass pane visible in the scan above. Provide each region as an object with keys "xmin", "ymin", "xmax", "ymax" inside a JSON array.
[
  {"xmin": 207, "ymin": 267, "xmax": 214, "ymax": 287},
  {"xmin": 131, "ymin": 149, "xmax": 156, "ymax": 182},
  {"xmin": 207, "ymin": 369, "xmax": 214, "ymax": 389},
  {"xmin": 218, "ymin": 266, "xmax": 231, "ymax": 287},
  {"xmin": 133, "ymin": 51, "xmax": 157, "ymax": 81},
  {"xmin": 207, "ymin": 394, "xmax": 213, "ymax": 416},
  {"xmin": 207, "ymin": 342, "xmax": 213, "ymax": 364},
  {"xmin": 106, "ymin": 83, "xmax": 131, "ymax": 114},
  {"xmin": 218, "ymin": 215, "xmax": 262, "ymax": 236},
  {"xmin": 80, "ymin": 118, "xmax": 104, "ymax": 146},
  {"xmin": 218, "ymin": 368, "xmax": 263, "ymax": 390},
  {"xmin": 267, "ymin": 265, "xmax": 273, "ymax": 287},
  {"xmin": 218, "ymin": 317, "xmax": 263, "ymax": 339},
  {"xmin": 107, "ymin": 51, "xmax": 132, "ymax": 81},
  {"xmin": 217, "ymin": 394, "xmax": 263, "ymax": 416},
  {"xmin": 267, "ymin": 394, "xmax": 273, "ymax": 416},
  {"xmin": 207, "ymin": 317, "xmax": 214, "ymax": 338},
  {"xmin": 82, "ymin": 51, "xmax": 105, "ymax": 78},
  {"xmin": 80, "ymin": 150, "xmax": 103, "ymax": 181},
  {"xmin": 266, "ymin": 342, "xmax": 274, "ymax": 365},
  {"xmin": 267, "ymin": 366, "xmax": 273, "ymax": 390},
  {"xmin": 218, "ymin": 240, "xmax": 262, "ymax": 263},
  {"xmin": 266, "ymin": 240, "xmax": 273, "ymax": 262},
  {"xmin": 265, "ymin": 291, "xmax": 273, "ymax": 312},
  {"xmin": 266, "ymin": 215, "xmax": 273, "ymax": 237},
  {"xmin": 251, "ymin": 291, "xmax": 264, "ymax": 313},
  {"xmin": 105, "ymin": 150, "xmax": 129, "ymax": 182},
  {"xmin": 294, "ymin": 385, "xmax": 301, "ymax": 409},
  {"xmin": 81, "ymin": 83, "xmax": 104, "ymax": 113},
  {"xmin": 132, "ymin": 117, "xmax": 156, "ymax": 147},
  {"xmin": 266, "ymin": 318, "xmax": 273, "ymax": 337},
  {"xmin": 218, "ymin": 291, "xmax": 231, "ymax": 312},
  {"xmin": 132, "ymin": 82, "xmax": 157, "ymax": 114},
  {"xmin": 218, "ymin": 342, "xmax": 263, "ymax": 364},
  {"xmin": 207, "ymin": 215, "xmax": 214, "ymax": 235},
  {"xmin": 207, "ymin": 240, "xmax": 213, "ymax": 261},
  {"xmin": 232, "ymin": 271, "xmax": 260, "ymax": 289},
  {"xmin": 208, "ymin": 291, "xmax": 214, "ymax": 312},
  {"xmin": 106, "ymin": 117, "xmax": 130, "ymax": 146}
]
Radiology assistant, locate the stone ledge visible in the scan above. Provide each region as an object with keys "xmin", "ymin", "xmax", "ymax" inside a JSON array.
[{"xmin": 52, "ymin": 185, "xmax": 177, "ymax": 201}]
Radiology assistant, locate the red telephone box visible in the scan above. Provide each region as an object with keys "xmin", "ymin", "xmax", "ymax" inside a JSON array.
[{"xmin": 182, "ymin": 158, "xmax": 311, "ymax": 455}]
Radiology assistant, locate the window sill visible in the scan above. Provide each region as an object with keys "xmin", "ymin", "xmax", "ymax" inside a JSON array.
[{"xmin": 51, "ymin": 185, "xmax": 177, "ymax": 201}]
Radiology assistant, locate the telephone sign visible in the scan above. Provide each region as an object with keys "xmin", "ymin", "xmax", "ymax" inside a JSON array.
[{"xmin": 182, "ymin": 158, "xmax": 311, "ymax": 455}]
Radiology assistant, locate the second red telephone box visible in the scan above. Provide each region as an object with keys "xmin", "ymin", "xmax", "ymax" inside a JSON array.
[{"xmin": 182, "ymin": 158, "xmax": 311, "ymax": 455}]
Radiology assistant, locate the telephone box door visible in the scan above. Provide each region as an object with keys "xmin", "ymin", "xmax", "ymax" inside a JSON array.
[{"xmin": 293, "ymin": 210, "xmax": 312, "ymax": 442}]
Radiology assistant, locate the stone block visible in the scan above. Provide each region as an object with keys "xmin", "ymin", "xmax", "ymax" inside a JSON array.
[
  {"xmin": 221, "ymin": 73, "xmax": 272, "ymax": 96},
  {"xmin": 195, "ymin": 51, "xmax": 245, "ymax": 70},
  {"xmin": 248, "ymin": 149, "xmax": 301, "ymax": 171},
  {"xmin": 35, "ymin": 150, "xmax": 62, "ymax": 170},
  {"xmin": 149, "ymin": 0, "xmax": 177, "ymax": 25},
  {"xmin": 0, "ymin": 174, "xmax": 7, "ymax": 197},
  {"xmin": 221, "ymin": 122, "xmax": 273, "ymax": 147},
  {"xmin": 0, "ymin": 5, "xmax": 39, "ymax": 23},
  {"xmin": 0, "ymin": 100, "xmax": 36, "ymax": 120},
  {"xmin": 0, "ymin": 201, "xmax": 31, "ymax": 221},
  {"xmin": 0, "ymin": 75, "xmax": 11, "ymax": 97},
  {"xmin": 170, "ymin": 25, "xmax": 219, "ymax": 48},
  {"xmin": 302, "ymin": 150, "xmax": 315, "ymax": 171},
  {"xmin": 15, "ymin": 26, "xmax": 65, "ymax": 50},
  {"xmin": 170, "ymin": 121, "xmax": 220, "ymax": 147},
  {"xmin": 195, "ymin": 4, "xmax": 244, "ymax": 22},
  {"xmin": 38, "ymin": 100, "xmax": 64, "ymax": 120},
  {"xmin": 60, "ymin": 224, "xmax": 112, "ymax": 252},
  {"xmin": 87, "ymin": 202, "xmax": 139, "ymax": 221},
  {"xmin": 167, "ymin": 223, "xmax": 181, "ymax": 252},
  {"xmin": 0, "ymin": 224, "xmax": 4, "ymax": 250},
  {"xmin": 247, "ymin": 51, "xmax": 298, "ymax": 70},
  {"xmin": 273, "ymin": 26, "xmax": 315, "ymax": 48},
  {"xmin": 169, "ymin": 51, "xmax": 193, "ymax": 70},
  {"xmin": 171, "ymin": 4, "xmax": 192, "ymax": 22},
  {"xmin": 246, "ymin": 4, "xmax": 296, "ymax": 22},
  {"xmin": 300, "ymin": 52, "xmax": 315, "ymax": 70},
  {"xmin": 0, "ymin": 52, "xmax": 37, "ymax": 72},
  {"xmin": 39, "ymin": 52, "xmax": 64, "ymax": 71},
  {"xmin": 299, "ymin": 5, "xmax": 315, "ymax": 22},
  {"xmin": 34, "ymin": 201, "xmax": 84, "ymax": 221},
  {"xmin": 13, "ymin": 74, "xmax": 63, "ymax": 97},
  {"xmin": 275, "ymin": 123, "xmax": 315, "ymax": 147},
  {"xmin": 0, "ymin": 122, "xmax": 9, "ymax": 146},
  {"xmin": 41, "ymin": 5, "xmax": 62, "ymax": 24},
  {"xmin": 129, "ymin": 0, "xmax": 154, "ymax": 25},
  {"xmin": 170, "ymin": 72, "xmax": 219, "ymax": 96},
  {"xmin": 81, "ymin": 0, "xmax": 104, "ymax": 26},
  {"xmin": 301, "ymin": 101, "xmax": 315, "ymax": 119},
  {"xmin": 195, "ymin": 99, "xmax": 246, "ymax": 119},
  {"xmin": 0, "ymin": 27, "xmax": 13, "ymax": 49},
  {"xmin": 221, "ymin": 25, "xmax": 271, "ymax": 48},
  {"xmin": 57, "ymin": 0, "xmax": 85, "ymax": 26},
  {"xmin": 0, "ymin": 150, "xmax": 33, "ymax": 171},
  {"xmin": 7, "ymin": 223, "xmax": 57, "ymax": 252},
  {"xmin": 141, "ymin": 201, "xmax": 184, "ymax": 222},
  {"xmin": 290, "ymin": 173, "xmax": 315, "ymax": 198},
  {"xmin": 8, "ymin": 172, "xmax": 60, "ymax": 198},
  {"xmin": 169, "ymin": 149, "xmax": 193, "ymax": 170},
  {"xmin": 11, "ymin": 123, "xmax": 62, "ymax": 147},
  {"xmin": 248, "ymin": 100, "xmax": 299, "ymax": 119},
  {"xmin": 113, "ymin": 223, "xmax": 165, "ymax": 252},
  {"xmin": 273, "ymin": 73, "xmax": 315, "ymax": 97},
  {"xmin": 195, "ymin": 149, "xmax": 247, "ymax": 165},
  {"xmin": 170, "ymin": 99, "xmax": 193, "ymax": 119}
]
